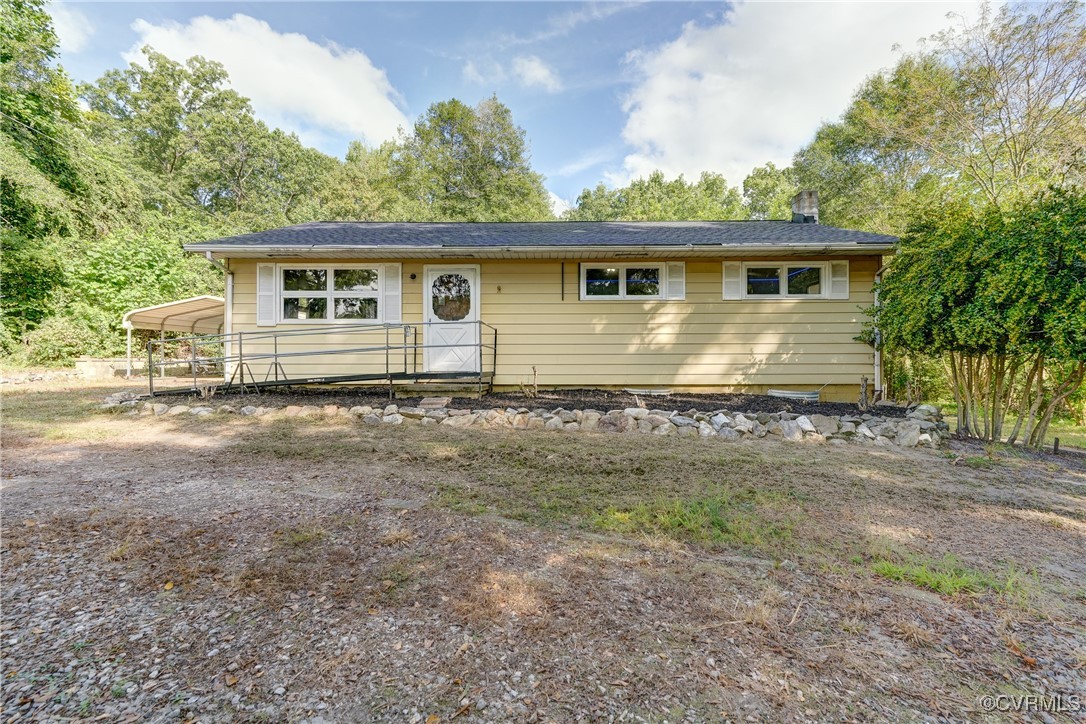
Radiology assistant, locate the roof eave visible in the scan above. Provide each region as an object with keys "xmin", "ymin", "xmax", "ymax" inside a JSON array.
[{"xmin": 184, "ymin": 243, "xmax": 894, "ymax": 259}]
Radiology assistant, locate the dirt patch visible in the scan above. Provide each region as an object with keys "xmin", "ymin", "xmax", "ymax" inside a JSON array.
[{"xmin": 2, "ymin": 398, "xmax": 1084, "ymax": 721}]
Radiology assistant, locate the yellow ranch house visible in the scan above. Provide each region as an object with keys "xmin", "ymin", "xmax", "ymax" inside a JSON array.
[{"xmin": 181, "ymin": 192, "xmax": 895, "ymax": 402}]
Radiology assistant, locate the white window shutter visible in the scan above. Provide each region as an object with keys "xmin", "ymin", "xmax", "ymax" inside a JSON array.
[
  {"xmin": 723, "ymin": 261, "xmax": 742, "ymax": 300},
  {"xmin": 382, "ymin": 263, "xmax": 402, "ymax": 324},
  {"xmin": 665, "ymin": 262, "xmax": 686, "ymax": 300},
  {"xmin": 829, "ymin": 260, "xmax": 850, "ymax": 299},
  {"xmin": 256, "ymin": 263, "xmax": 276, "ymax": 326}
]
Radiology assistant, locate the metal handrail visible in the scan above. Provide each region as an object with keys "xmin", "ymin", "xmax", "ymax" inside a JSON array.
[{"xmin": 145, "ymin": 320, "xmax": 498, "ymax": 397}]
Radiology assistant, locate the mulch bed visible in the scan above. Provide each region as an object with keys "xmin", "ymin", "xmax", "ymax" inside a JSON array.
[{"xmin": 207, "ymin": 387, "xmax": 905, "ymax": 418}]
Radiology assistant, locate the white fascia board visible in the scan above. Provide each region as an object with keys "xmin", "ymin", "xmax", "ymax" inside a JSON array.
[{"xmin": 185, "ymin": 243, "xmax": 893, "ymax": 258}]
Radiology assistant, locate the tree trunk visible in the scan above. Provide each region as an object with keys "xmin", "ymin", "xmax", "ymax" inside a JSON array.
[{"xmin": 1030, "ymin": 362, "xmax": 1085, "ymax": 448}]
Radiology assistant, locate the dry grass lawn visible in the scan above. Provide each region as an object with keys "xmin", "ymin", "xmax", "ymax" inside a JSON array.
[{"xmin": 2, "ymin": 382, "xmax": 1085, "ymax": 721}]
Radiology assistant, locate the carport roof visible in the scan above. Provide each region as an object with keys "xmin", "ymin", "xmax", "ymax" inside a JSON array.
[{"xmin": 122, "ymin": 296, "xmax": 225, "ymax": 335}]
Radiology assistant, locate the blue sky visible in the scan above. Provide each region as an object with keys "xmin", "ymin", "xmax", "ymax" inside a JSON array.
[{"xmin": 51, "ymin": 1, "xmax": 978, "ymax": 213}]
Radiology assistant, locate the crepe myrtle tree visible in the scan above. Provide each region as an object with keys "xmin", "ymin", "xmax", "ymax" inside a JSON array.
[{"xmin": 870, "ymin": 188, "xmax": 1085, "ymax": 447}]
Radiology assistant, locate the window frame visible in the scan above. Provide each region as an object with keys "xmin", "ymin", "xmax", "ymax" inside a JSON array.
[
  {"xmin": 579, "ymin": 262, "xmax": 667, "ymax": 301},
  {"xmin": 737, "ymin": 261, "xmax": 829, "ymax": 300},
  {"xmin": 277, "ymin": 263, "xmax": 383, "ymax": 324}
]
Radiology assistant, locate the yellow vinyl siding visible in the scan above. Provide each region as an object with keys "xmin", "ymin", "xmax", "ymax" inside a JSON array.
[{"xmin": 227, "ymin": 256, "xmax": 878, "ymax": 400}]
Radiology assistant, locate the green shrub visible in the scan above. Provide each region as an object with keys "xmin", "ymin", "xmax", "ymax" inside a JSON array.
[{"xmin": 24, "ymin": 315, "xmax": 98, "ymax": 365}]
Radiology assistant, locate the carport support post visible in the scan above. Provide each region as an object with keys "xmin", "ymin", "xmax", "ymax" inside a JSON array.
[
  {"xmin": 147, "ymin": 341, "xmax": 155, "ymax": 396},
  {"xmin": 125, "ymin": 327, "xmax": 132, "ymax": 378}
]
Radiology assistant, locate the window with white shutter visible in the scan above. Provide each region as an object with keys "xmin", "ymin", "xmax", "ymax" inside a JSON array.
[
  {"xmin": 665, "ymin": 262, "xmax": 685, "ymax": 300},
  {"xmin": 828, "ymin": 260, "xmax": 850, "ymax": 299},
  {"xmin": 722, "ymin": 261, "xmax": 743, "ymax": 300},
  {"xmin": 272, "ymin": 264, "xmax": 391, "ymax": 324},
  {"xmin": 256, "ymin": 264, "xmax": 276, "ymax": 327},
  {"xmin": 382, "ymin": 263, "xmax": 402, "ymax": 324}
]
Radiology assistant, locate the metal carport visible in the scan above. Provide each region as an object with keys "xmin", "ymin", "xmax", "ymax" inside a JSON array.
[{"xmin": 121, "ymin": 296, "xmax": 225, "ymax": 377}]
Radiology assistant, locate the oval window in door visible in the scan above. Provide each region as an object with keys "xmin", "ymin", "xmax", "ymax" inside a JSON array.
[{"xmin": 432, "ymin": 273, "xmax": 471, "ymax": 321}]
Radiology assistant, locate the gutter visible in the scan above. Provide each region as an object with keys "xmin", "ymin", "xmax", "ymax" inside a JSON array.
[{"xmin": 183, "ymin": 242, "xmax": 896, "ymax": 256}]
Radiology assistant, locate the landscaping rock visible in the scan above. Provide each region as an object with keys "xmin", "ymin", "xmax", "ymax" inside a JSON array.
[
  {"xmin": 444, "ymin": 414, "xmax": 477, "ymax": 429},
  {"xmin": 598, "ymin": 413, "xmax": 630, "ymax": 434},
  {"xmin": 653, "ymin": 422, "xmax": 676, "ymax": 436},
  {"xmin": 907, "ymin": 404, "xmax": 941, "ymax": 421},
  {"xmin": 779, "ymin": 420, "xmax": 804, "ymax": 442},
  {"xmin": 710, "ymin": 413, "xmax": 732, "ymax": 430},
  {"xmin": 555, "ymin": 409, "xmax": 578, "ymax": 423},
  {"xmin": 732, "ymin": 414, "xmax": 755, "ymax": 433},
  {"xmin": 717, "ymin": 427, "xmax": 741, "ymax": 442},
  {"xmin": 896, "ymin": 423, "xmax": 921, "ymax": 448},
  {"xmin": 156, "ymin": 395, "xmax": 945, "ymax": 453},
  {"xmin": 809, "ymin": 414, "xmax": 839, "ymax": 436}
]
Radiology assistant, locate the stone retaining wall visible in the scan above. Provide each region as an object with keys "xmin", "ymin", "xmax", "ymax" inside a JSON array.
[{"xmin": 102, "ymin": 392, "xmax": 948, "ymax": 448}]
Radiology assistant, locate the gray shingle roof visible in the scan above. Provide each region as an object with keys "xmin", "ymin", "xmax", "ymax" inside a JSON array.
[{"xmin": 186, "ymin": 220, "xmax": 897, "ymax": 249}]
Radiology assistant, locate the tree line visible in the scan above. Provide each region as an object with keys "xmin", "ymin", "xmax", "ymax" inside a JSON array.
[{"xmin": 2, "ymin": 0, "xmax": 1083, "ymax": 446}]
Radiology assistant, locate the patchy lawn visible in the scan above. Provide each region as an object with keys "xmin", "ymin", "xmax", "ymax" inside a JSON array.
[{"xmin": 2, "ymin": 383, "xmax": 1085, "ymax": 722}]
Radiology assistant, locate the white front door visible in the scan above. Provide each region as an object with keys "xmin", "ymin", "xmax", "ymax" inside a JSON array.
[{"xmin": 424, "ymin": 266, "xmax": 480, "ymax": 373}]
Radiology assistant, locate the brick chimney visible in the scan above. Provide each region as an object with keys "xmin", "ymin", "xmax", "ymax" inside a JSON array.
[{"xmin": 790, "ymin": 190, "xmax": 819, "ymax": 224}]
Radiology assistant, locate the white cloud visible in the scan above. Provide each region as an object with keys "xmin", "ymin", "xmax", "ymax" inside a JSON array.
[
  {"xmin": 462, "ymin": 60, "xmax": 486, "ymax": 85},
  {"xmin": 496, "ymin": 2, "xmax": 640, "ymax": 48},
  {"xmin": 127, "ymin": 14, "xmax": 409, "ymax": 147},
  {"xmin": 548, "ymin": 191, "xmax": 571, "ymax": 216},
  {"xmin": 50, "ymin": 3, "xmax": 93, "ymax": 54},
  {"xmin": 616, "ymin": 1, "xmax": 979, "ymax": 185},
  {"xmin": 512, "ymin": 55, "xmax": 562, "ymax": 93},
  {"xmin": 553, "ymin": 147, "xmax": 615, "ymax": 178},
  {"xmin": 462, "ymin": 58, "xmax": 506, "ymax": 86}
]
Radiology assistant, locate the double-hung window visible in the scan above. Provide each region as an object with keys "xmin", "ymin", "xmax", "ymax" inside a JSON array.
[
  {"xmin": 581, "ymin": 263, "xmax": 665, "ymax": 300},
  {"xmin": 280, "ymin": 265, "xmax": 381, "ymax": 322}
]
